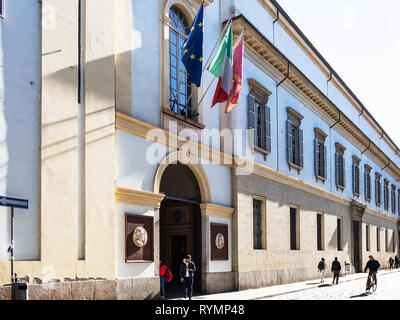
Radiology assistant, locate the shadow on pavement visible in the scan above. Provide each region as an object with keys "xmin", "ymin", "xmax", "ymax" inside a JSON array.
[
  {"xmin": 306, "ymin": 282, "xmax": 321, "ymax": 285},
  {"xmin": 350, "ymin": 293, "xmax": 369, "ymax": 298},
  {"xmin": 318, "ymin": 284, "xmax": 332, "ymax": 288}
]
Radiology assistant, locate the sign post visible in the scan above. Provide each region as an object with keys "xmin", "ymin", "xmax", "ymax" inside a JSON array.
[{"xmin": 0, "ymin": 196, "xmax": 29, "ymax": 283}]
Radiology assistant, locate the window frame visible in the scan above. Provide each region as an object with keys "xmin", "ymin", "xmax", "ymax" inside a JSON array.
[
  {"xmin": 377, "ymin": 226, "xmax": 380, "ymax": 252},
  {"xmin": 337, "ymin": 217, "xmax": 343, "ymax": 251},
  {"xmin": 252, "ymin": 196, "xmax": 266, "ymax": 250},
  {"xmin": 352, "ymin": 156, "xmax": 361, "ymax": 197},
  {"xmin": 317, "ymin": 212, "xmax": 325, "ymax": 251},
  {"xmin": 375, "ymin": 173, "xmax": 382, "ymax": 207},
  {"xmin": 287, "ymin": 107, "xmax": 304, "ymax": 172},
  {"xmin": 384, "ymin": 179, "xmax": 390, "ymax": 211},
  {"xmin": 364, "ymin": 165, "xmax": 372, "ymax": 202},
  {"xmin": 366, "ymin": 224, "xmax": 370, "ymax": 252},
  {"xmin": 289, "ymin": 205, "xmax": 300, "ymax": 251},
  {"xmin": 335, "ymin": 143, "xmax": 346, "ymax": 191},
  {"xmin": 247, "ymin": 78, "xmax": 272, "ymax": 156},
  {"xmin": 314, "ymin": 128, "xmax": 327, "ymax": 182}
]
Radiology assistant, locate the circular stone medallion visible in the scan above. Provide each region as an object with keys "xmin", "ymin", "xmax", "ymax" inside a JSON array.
[
  {"xmin": 215, "ymin": 233, "xmax": 225, "ymax": 250},
  {"xmin": 132, "ymin": 226, "xmax": 148, "ymax": 248}
]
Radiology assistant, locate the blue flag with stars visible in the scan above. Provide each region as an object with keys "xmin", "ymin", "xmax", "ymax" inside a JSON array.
[{"xmin": 181, "ymin": 2, "xmax": 204, "ymax": 87}]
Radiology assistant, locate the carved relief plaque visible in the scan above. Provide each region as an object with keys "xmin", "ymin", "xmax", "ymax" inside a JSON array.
[
  {"xmin": 211, "ymin": 223, "xmax": 228, "ymax": 261},
  {"xmin": 125, "ymin": 214, "xmax": 154, "ymax": 262}
]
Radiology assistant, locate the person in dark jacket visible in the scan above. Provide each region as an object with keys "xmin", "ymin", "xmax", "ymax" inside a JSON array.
[
  {"xmin": 364, "ymin": 255, "xmax": 380, "ymax": 290},
  {"xmin": 331, "ymin": 257, "xmax": 341, "ymax": 285},
  {"xmin": 395, "ymin": 255, "xmax": 399, "ymax": 269},
  {"xmin": 180, "ymin": 255, "xmax": 196, "ymax": 300}
]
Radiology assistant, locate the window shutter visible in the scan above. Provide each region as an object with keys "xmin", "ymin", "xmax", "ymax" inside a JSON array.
[
  {"xmin": 323, "ymin": 146, "xmax": 327, "ymax": 179},
  {"xmin": 364, "ymin": 171, "xmax": 367, "ymax": 199},
  {"xmin": 299, "ymin": 128, "xmax": 304, "ymax": 168},
  {"xmin": 286, "ymin": 120, "xmax": 293, "ymax": 164},
  {"xmin": 314, "ymin": 140, "xmax": 319, "ymax": 177},
  {"xmin": 352, "ymin": 164, "xmax": 355, "ymax": 193},
  {"xmin": 375, "ymin": 179, "xmax": 379, "ymax": 204},
  {"xmin": 265, "ymin": 106, "xmax": 271, "ymax": 152},
  {"xmin": 247, "ymin": 94, "xmax": 256, "ymax": 145},
  {"xmin": 335, "ymin": 154, "xmax": 339, "ymax": 186},
  {"xmin": 0, "ymin": 0, "xmax": 3, "ymax": 18},
  {"xmin": 342, "ymin": 157, "xmax": 346, "ymax": 188},
  {"xmin": 356, "ymin": 167, "xmax": 360, "ymax": 194}
]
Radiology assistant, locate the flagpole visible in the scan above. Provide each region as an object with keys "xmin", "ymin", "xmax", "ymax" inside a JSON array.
[
  {"xmin": 185, "ymin": 19, "xmax": 232, "ymax": 112},
  {"xmin": 192, "ymin": 23, "xmax": 244, "ymax": 113}
]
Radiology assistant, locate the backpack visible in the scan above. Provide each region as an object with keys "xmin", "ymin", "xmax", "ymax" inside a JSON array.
[
  {"xmin": 318, "ymin": 261, "xmax": 325, "ymax": 271},
  {"xmin": 164, "ymin": 268, "xmax": 173, "ymax": 283}
]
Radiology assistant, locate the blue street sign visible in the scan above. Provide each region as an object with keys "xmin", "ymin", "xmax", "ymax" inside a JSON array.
[{"xmin": 0, "ymin": 196, "xmax": 29, "ymax": 209}]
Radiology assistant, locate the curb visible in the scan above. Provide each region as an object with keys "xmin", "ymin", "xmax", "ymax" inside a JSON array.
[{"xmin": 251, "ymin": 269, "xmax": 400, "ymax": 300}]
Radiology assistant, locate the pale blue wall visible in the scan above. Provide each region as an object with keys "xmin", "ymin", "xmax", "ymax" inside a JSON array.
[{"xmin": 0, "ymin": 1, "xmax": 40, "ymax": 261}]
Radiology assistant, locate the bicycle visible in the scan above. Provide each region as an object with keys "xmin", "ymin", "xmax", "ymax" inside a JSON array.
[{"xmin": 365, "ymin": 272, "xmax": 377, "ymax": 294}]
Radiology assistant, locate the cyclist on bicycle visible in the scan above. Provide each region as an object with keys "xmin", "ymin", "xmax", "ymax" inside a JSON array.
[{"xmin": 364, "ymin": 255, "xmax": 380, "ymax": 291}]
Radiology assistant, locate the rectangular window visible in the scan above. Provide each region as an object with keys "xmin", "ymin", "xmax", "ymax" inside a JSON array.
[
  {"xmin": 253, "ymin": 199, "xmax": 262, "ymax": 250},
  {"xmin": 290, "ymin": 207, "xmax": 299, "ymax": 250},
  {"xmin": 392, "ymin": 186, "xmax": 396, "ymax": 214},
  {"xmin": 393, "ymin": 230, "xmax": 396, "ymax": 252},
  {"xmin": 385, "ymin": 229, "xmax": 389, "ymax": 252},
  {"xmin": 247, "ymin": 90, "xmax": 271, "ymax": 153},
  {"xmin": 317, "ymin": 213, "xmax": 324, "ymax": 251},
  {"xmin": 398, "ymin": 189, "xmax": 400, "ymax": 215},
  {"xmin": 384, "ymin": 180, "xmax": 389, "ymax": 211},
  {"xmin": 352, "ymin": 157, "xmax": 360, "ymax": 196},
  {"xmin": 335, "ymin": 144, "xmax": 346, "ymax": 190},
  {"xmin": 366, "ymin": 224, "xmax": 370, "ymax": 252},
  {"xmin": 337, "ymin": 218, "xmax": 343, "ymax": 251},
  {"xmin": 377, "ymin": 227, "xmax": 380, "ymax": 252},
  {"xmin": 287, "ymin": 108, "xmax": 304, "ymax": 170},
  {"xmin": 376, "ymin": 174, "xmax": 382, "ymax": 206},
  {"xmin": 314, "ymin": 129, "xmax": 327, "ymax": 180},
  {"xmin": 364, "ymin": 165, "xmax": 372, "ymax": 201},
  {"xmin": 0, "ymin": 0, "xmax": 4, "ymax": 18}
]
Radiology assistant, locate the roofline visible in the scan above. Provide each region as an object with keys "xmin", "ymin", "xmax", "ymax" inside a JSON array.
[
  {"xmin": 228, "ymin": 13, "xmax": 400, "ymax": 179},
  {"xmin": 267, "ymin": 0, "xmax": 400, "ymax": 153}
]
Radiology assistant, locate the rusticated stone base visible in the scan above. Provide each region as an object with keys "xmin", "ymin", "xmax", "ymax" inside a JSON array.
[
  {"xmin": 0, "ymin": 278, "xmax": 158, "ymax": 300},
  {"xmin": 0, "ymin": 285, "xmax": 11, "ymax": 300},
  {"xmin": 117, "ymin": 277, "xmax": 159, "ymax": 300},
  {"xmin": 202, "ymin": 272, "xmax": 237, "ymax": 294}
]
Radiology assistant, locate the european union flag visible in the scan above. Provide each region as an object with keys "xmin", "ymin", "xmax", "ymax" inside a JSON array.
[{"xmin": 181, "ymin": 2, "xmax": 204, "ymax": 87}]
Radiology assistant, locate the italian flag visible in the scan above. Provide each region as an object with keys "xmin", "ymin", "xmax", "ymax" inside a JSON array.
[{"xmin": 207, "ymin": 24, "xmax": 233, "ymax": 108}]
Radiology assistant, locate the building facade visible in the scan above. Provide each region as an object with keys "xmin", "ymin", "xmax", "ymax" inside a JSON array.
[{"xmin": 0, "ymin": 0, "xmax": 399, "ymax": 299}]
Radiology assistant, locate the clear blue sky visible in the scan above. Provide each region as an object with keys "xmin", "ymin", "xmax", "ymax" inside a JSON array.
[{"xmin": 277, "ymin": 0, "xmax": 400, "ymax": 146}]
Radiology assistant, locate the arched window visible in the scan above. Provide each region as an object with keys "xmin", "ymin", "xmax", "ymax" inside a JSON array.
[{"xmin": 169, "ymin": 6, "xmax": 193, "ymax": 118}]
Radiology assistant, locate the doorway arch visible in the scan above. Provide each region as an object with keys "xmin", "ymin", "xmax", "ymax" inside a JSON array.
[{"xmin": 155, "ymin": 151, "xmax": 209, "ymax": 297}]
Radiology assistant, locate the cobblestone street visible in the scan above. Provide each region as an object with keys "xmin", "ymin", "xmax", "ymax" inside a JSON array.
[{"xmin": 265, "ymin": 270, "xmax": 400, "ymax": 300}]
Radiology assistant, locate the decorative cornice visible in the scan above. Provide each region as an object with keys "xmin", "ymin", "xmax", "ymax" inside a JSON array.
[
  {"xmin": 257, "ymin": 0, "xmax": 400, "ymax": 164},
  {"xmin": 231, "ymin": 15, "xmax": 400, "ymax": 181},
  {"xmin": 116, "ymin": 113, "xmax": 399, "ymax": 223},
  {"xmin": 200, "ymin": 203, "xmax": 234, "ymax": 219},
  {"xmin": 115, "ymin": 187, "xmax": 165, "ymax": 208}
]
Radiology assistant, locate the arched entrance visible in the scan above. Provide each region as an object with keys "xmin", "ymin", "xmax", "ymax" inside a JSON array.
[{"xmin": 159, "ymin": 162, "xmax": 203, "ymax": 297}]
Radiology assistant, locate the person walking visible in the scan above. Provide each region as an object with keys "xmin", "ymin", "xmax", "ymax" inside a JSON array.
[
  {"xmin": 180, "ymin": 254, "xmax": 196, "ymax": 300},
  {"xmin": 331, "ymin": 257, "xmax": 341, "ymax": 285},
  {"xmin": 389, "ymin": 257, "xmax": 394, "ymax": 270},
  {"xmin": 159, "ymin": 258, "xmax": 167, "ymax": 300},
  {"xmin": 395, "ymin": 255, "xmax": 399, "ymax": 269},
  {"xmin": 318, "ymin": 258, "xmax": 327, "ymax": 283}
]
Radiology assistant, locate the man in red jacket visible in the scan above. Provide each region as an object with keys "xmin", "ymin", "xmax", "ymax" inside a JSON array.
[{"xmin": 160, "ymin": 258, "xmax": 167, "ymax": 300}]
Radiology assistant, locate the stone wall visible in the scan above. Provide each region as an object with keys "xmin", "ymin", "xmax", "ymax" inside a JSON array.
[{"xmin": 0, "ymin": 277, "xmax": 160, "ymax": 300}]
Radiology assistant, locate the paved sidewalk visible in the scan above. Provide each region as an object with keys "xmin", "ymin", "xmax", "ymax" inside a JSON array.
[{"xmin": 171, "ymin": 269, "xmax": 400, "ymax": 300}]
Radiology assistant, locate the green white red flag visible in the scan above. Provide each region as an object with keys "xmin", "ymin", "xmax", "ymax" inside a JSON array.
[
  {"xmin": 226, "ymin": 32, "xmax": 244, "ymax": 113},
  {"xmin": 207, "ymin": 24, "xmax": 233, "ymax": 107}
]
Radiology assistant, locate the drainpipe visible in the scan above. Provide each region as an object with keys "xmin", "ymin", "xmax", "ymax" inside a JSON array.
[
  {"xmin": 361, "ymin": 140, "xmax": 371, "ymax": 155},
  {"xmin": 329, "ymin": 110, "xmax": 341, "ymax": 193},
  {"xmin": 326, "ymin": 70, "xmax": 332, "ymax": 97},
  {"xmin": 272, "ymin": 9, "xmax": 279, "ymax": 44},
  {"xmin": 330, "ymin": 111, "xmax": 341, "ymax": 129},
  {"xmin": 275, "ymin": 62, "xmax": 290, "ymax": 172}
]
